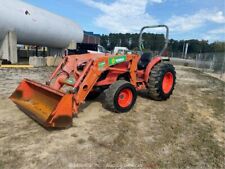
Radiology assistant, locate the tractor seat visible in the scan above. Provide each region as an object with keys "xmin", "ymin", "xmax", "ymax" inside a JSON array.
[{"xmin": 138, "ymin": 52, "xmax": 153, "ymax": 70}]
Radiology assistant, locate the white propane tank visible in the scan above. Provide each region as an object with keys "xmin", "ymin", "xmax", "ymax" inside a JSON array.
[{"xmin": 0, "ymin": 0, "xmax": 84, "ymax": 48}]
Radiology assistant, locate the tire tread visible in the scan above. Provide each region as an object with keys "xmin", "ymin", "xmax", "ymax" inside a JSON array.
[{"xmin": 148, "ymin": 62, "xmax": 176, "ymax": 101}]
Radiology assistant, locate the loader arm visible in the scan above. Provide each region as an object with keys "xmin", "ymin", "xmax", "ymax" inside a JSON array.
[{"xmin": 71, "ymin": 59, "xmax": 103, "ymax": 114}]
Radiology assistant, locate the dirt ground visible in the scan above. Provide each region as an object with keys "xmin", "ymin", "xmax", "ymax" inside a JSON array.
[{"xmin": 0, "ymin": 66, "xmax": 224, "ymax": 169}]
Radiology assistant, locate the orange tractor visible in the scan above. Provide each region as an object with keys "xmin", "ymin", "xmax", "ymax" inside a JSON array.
[{"xmin": 10, "ymin": 25, "xmax": 176, "ymax": 128}]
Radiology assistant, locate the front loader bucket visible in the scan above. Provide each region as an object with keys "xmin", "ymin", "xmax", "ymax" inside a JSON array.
[{"xmin": 9, "ymin": 79, "xmax": 73, "ymax": 128}]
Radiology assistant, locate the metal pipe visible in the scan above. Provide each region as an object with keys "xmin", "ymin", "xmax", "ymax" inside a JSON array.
[
  {"xmin": 139, "ymin": 25, "xmax": 169, "ymax": 55},
  {"xmin": 0, "ymin": 0, "xmax": 84, "ymax": 48}
]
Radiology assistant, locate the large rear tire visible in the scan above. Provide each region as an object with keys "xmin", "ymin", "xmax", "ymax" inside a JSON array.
[
  {"xmin": 104, "ymin": 80, "xmax": 137, "ymax": 113},
  {"xmin": 148, "ymin": 62, "xmax": 176, "ymax": 100}
]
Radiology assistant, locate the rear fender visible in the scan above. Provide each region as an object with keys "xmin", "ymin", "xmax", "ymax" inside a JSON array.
[{"xmin": 144, "ymin": 56, "xmax": 169, "ymax": 82}]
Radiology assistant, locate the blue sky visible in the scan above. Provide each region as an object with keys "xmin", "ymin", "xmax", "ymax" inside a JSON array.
[{"xmin": 24, "ymin": 0, "xmax": 225, "ymax": 42}]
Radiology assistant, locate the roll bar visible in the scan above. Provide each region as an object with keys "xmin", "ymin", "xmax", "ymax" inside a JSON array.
[{"xmin": 139, "ymin": 25, "xmax": 169, "ymax": 55}]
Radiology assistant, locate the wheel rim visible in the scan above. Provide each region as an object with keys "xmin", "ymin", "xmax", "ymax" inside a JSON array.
[
  {"xmin": 118, "ymin": 89, "xmax": 133, "ymax": 108},
  {"xmin": 162, "ymin": 72, "xmax": 174, "ymax": 94}
]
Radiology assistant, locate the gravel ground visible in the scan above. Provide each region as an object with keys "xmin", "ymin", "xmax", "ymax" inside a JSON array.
[{"xmin": 0, "ymin": 66, "xmax": 224, "ymax": 169}]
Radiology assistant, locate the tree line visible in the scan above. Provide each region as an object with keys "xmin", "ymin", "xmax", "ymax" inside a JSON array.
[{"xmin": 100, "ymin": 33, "xmax": 225, "ymax": 53}]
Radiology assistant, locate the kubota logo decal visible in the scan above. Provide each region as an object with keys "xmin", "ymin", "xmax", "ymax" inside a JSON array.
[{"xmin": 109, "ymin": 56, "xmax": 127, "ymax": 66}]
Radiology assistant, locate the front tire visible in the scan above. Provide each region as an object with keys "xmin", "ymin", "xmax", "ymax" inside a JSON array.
[
  {"xmin": 104, "ymin": 80, "xmax": 137, "ymax": 113},
  {"xmin": 148, "ymin": 62, "xmax": 176, "ymax": 100}
]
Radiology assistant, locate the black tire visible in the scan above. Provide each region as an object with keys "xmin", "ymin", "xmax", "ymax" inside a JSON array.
[
  {"xmin": 104, "ymin": 80, "xmax": 137, "ymax": 113},
  {"xmin": 148, "ymin": 62, "xmax": 176, "ymax": 101}
]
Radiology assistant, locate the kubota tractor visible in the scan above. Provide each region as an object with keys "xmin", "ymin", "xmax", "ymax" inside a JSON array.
[{"xmin": 10, "ymin": 25, "xmax": 176, "ymax": 128}]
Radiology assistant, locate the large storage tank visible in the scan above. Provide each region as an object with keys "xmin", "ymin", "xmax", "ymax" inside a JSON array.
[{"xmin": 0, "ymin": 0, "xmax": 84, "ymax": 48}]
